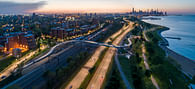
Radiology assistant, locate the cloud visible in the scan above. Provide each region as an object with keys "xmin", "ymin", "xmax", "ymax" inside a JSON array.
[{"xmin": 0, "ymin": 1, "xmax": 47, "ymax": 14}]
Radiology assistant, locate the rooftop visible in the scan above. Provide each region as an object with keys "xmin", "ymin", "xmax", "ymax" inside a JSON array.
[
  {"xmin": 24, "ymin": 34, "xmax": 33, "ymax": 37},
  {"xmin": 66, "ymin": 28, "xmax": 74, "ymax": 31},
  {"xmin": 0, "ymin": 45, "xmax": 4, "ymax": 47}
]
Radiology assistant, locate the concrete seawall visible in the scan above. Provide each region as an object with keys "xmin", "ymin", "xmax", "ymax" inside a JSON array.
[
  {"xmin": 158, "ymin": 28, "xmax": 195, "ymax": 77},
  {"xmin": 157, "ymin": 28, "xmax": 169, "ymax": 46}
]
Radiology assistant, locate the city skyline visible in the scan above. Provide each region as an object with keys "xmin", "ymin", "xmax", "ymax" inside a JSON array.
[{"xmin": 0, "ymin": 0, "xmax": 195, "ymax": 14}]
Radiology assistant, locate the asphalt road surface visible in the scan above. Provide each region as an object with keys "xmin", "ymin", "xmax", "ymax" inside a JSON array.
[
  {"xmin": 2, "ymin": 25, "xmax": 119, "ymax": 88},
  {"xmin": 65, "ymin": 22, "xmax": 132, "ymax": 89},
  {"xmin": 86, "ymin": 21, "xmax": 133, "ymax": 89},
  {"xmin": 2, "ymin": 42, "xmax": 88, "ymax": 89}
]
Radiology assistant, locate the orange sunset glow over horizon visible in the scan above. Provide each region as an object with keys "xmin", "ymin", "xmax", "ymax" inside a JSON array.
[{"xmin": 0, "ymin": 0, "xmax": 195, "ymax": 14}]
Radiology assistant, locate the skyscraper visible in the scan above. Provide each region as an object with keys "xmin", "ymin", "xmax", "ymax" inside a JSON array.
[{"xmin": 132, "ymin": 8, "xmax": 135, "ymax": 13}]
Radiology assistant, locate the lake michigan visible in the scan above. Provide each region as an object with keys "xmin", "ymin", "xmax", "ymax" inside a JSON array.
[{"xmin": 143, "ymin": 15, "xmax": 195, "ymax": 60}]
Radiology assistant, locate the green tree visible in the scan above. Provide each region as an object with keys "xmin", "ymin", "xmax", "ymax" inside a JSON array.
[
  {"xmin": 145, "ymin": 70, "xmax": 152, "ymax": 77},
  {"xmin": 192, "ymin": 76, "xmax": 195, "ymax": 84}
]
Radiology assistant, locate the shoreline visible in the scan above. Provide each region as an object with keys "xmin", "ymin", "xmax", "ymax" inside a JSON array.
[{"xmin": 157, "ymin": 27, "xmax": 195, "ymax": 77}]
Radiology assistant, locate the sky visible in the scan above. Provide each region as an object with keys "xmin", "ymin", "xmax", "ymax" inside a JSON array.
[{"xmin": 0, "ymin": 0, "xmax": 195, "ymax": 14}]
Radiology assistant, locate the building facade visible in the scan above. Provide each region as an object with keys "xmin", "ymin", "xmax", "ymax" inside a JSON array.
[
  {"xmin": 0, "ymin": 31, "xmax": 36, "ymax": 54},
  {"xmin": 51, "ymin": 27, "xmax": 68, "ymax": 39}
]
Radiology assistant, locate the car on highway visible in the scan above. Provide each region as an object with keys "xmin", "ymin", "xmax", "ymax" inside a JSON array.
[
  {"xmin": 1, "ymin": 76, "xmax": 6, "ymax": 79},
  {"xmin": 69, "ymin": 85, "xmax": 73, "ymax": 89}
]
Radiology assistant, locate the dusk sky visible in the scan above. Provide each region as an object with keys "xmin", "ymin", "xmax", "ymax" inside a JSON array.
[{"xmin": 0, "ymin": 0, "xmax": 195, "ymax": 14}]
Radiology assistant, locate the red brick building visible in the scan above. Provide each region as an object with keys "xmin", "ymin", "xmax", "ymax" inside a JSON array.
[
  {"xmin": 51, "ymin": 27, "xmax": 70, "ymax": 39},
  {"xmin": 1, "ymin": 32, "xmax": 36, "ymax": 54}
]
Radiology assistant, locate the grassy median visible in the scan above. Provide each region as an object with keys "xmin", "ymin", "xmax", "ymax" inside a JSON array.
[
  {"xmin": 104, "ymin": 63, "xmax": 126, "ymax": 89},
  {"xmin": 79, "ymin": 47, "xmax": 108, "ymax": 89},
  {"xmin": 79, "ymin": 21, "xmax": 124, "ymax": 89}
]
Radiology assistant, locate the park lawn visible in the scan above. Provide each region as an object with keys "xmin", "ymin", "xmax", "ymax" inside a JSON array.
[
  {"xmin": 146, "ymin": 30, "xmax": 161, "ymax": 41},
  {"xmin": 105, "ymin": 66, "xmax": 127, "ymax": 89},
  {"xmin": 118, "ymin": 55, "xmax": 135, "ymax": 89},
  {"xmin": 151, "ymin": 57, "xmax": 190, "ymax": 89},
  {"xmin": 123, "ymin": 38, "xmax": 129, "ymax": 45},
  {"xmin": 139, "ymin": 59, "xmax": 156, "ymax": 89},
  {"xmin": 0, "ymin": 56, "xmax": 16, "ymax": 72},
  {"xmin": 118, "ymin": 54, "xmax": 156, "ymax": 89},
  {"xmin": 145, "ymin": 26, "xmax": 190, "ymax": 89}
]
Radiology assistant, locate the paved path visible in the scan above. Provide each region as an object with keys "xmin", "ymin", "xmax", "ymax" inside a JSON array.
[
  {"xmin": 115, "ymin": 53, "xmax": 132, "ymax": 89},
  {"xmin": 142, "ymin": 27, "xmax": 162, "ymax": 89},
  {"xmin": 142, "ymin": 43, "xmax": 160, "ymax": 89},
  {"xmin": 0, "ymin": 46, "xmax": 47, "ymax": 81}
]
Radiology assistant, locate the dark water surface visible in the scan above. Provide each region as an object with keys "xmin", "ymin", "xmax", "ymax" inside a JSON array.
[{"xmin": 143, "ymin": 15, "xmax": 195, "ymax": 60}]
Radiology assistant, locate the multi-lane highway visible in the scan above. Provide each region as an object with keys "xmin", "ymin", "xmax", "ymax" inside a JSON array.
[
  {"xmin": 2, "ymin": 42, "xmax": 86, "ymax": 89},
  {"xmin": 84, "ymin": 25, "xmax": 112, "ymax": 41},
  {"xmin": 2, "ymin": 40, "xmax": 124, "ymax": 89},
  {"xmin": 0, "ymin": 39, "xmax": 120, "ymax": 80},
  {"xmin": 65, "ymin": 23, "xmax": 130, "ymax": 89},
  {"xmin": 2, "ymin": 24, "xmax": 129, "ymax": 89},
  {"xmin": 0, "ymin": 40, "xmax": 75, "ymax": 82},
  {"xmin": 65, "ymin": 20, "xmax": 134, "ymax": 89},
  {"xmin": 0, "ymin": 25, "xmax": 111, "ymax": 82},
  {"xmin": 1, "ymin": 20, "xmax": 132, "ymax": 89},
  {"xmin": 86, "ymin": 21, "xmax": 134, "ymax": 89}
]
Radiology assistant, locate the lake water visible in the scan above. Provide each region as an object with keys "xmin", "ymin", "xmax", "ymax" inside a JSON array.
[{"xmin": 143, "ymin": 15, "xmax": 195, "ymax": 60}]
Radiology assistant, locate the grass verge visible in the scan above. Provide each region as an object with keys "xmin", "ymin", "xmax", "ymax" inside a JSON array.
[
  {"xmin": 104, "ymin": 62, "xmax": 126, "ymax": 89},
  {"xmin": 118, "ymin": 55, "xmax": 134, "ymax": 89},
  {"xmin": 0, "ymin": 56, "xmax": 16, "ymax": 72}
]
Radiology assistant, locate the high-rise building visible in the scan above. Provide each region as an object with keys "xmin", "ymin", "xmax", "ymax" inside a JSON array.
[
  {"xmin": 130, "ymin": 8, "xmax": 166, "ymax": 16},
  {"xmin": 32, "ymin": 13, "xmax": 36, "ymax": 17},
  {"xmin": 132, "ymin": 8, "xmax": 135, "ymax": 13},
  {"xmin": 165, "ymin": 12, "xmax": 168, "ymax": 16}
]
